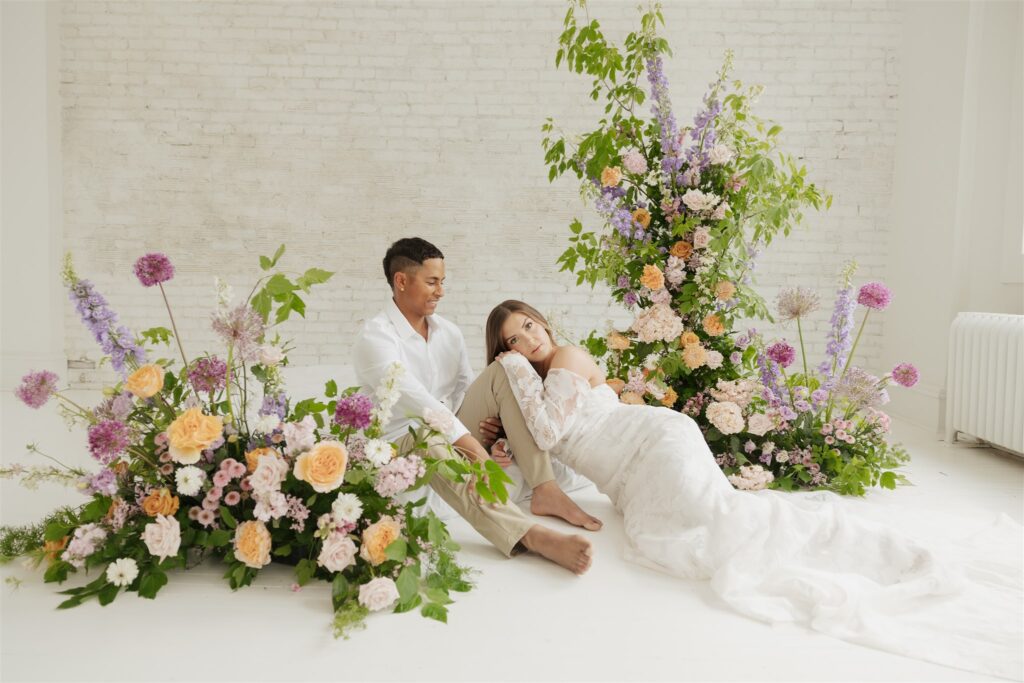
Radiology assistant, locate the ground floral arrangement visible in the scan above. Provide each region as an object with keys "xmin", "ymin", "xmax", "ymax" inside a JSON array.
[
  {"xmin": 1, "ymin": 247, "xmax": 512, "ymax": 636},
  {"xmin": 544, "ymin": 2, "xmax": 916, "ymax": 495}
]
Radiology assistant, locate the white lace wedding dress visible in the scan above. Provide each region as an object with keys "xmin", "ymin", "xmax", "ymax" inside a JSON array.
[{"xmin": 499, "ymin": 354, "xmax": 1023, "ymax": 680}]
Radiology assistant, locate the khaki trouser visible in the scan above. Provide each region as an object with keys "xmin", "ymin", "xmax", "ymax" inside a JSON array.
[{"xmin": 455, "ymin": 361, "xmax": 556, "ymax": 488}]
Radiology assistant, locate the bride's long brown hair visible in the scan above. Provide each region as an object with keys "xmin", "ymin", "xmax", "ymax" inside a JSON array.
[{"xmin": 484, "ymin": 300, "xmax": 557, "ymax": 366}]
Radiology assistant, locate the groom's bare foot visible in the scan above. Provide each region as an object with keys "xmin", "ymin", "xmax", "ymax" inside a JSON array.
[
  {"xmin": 530, "ymin": 481, "xmax": 603, "ymax": 531},
  {"xmin": 521, "ymin": 525, "xmax": 592, "ymax": 575}
]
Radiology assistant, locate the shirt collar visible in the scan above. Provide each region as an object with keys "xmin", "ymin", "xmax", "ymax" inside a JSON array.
[{"xmin": 385, "ymin": 297, "xmax": 435, "ymax": 341}]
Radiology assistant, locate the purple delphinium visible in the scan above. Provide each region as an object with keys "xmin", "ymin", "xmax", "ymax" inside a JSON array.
[
  {"xmin": 645, "ymin": 56, "xmax": 683, "ymax": 179},
  {"xmin": 595, "ymin": 191, "xmax": 641, "ymax": 241},
  {"xmin": 891, "ymin": 363, "xmax": 920, "ymax": 388},
  {"xmin": 132, "ymin": 253, "xmax": 175, "ymax": 287},
  {"xmin": 818, "ymin": 284, "xmax": 857, "ymax": 380},
  {"xmin": 87, "ymin": 419, "xmax": 132, "ymax": 465},
  {"xmin": 756, "ymin": 352, "xmax": 786, "ymax": 407},
  {"xmin": 211, "ymin": 304, "xmax": 265, "ymax": 362},
  {"xmin": 15, "ymin": 370, "xmax": 60, "ymax": 409},
  {"xmin": 67, "ymin": 279, "xmax": 147, "ymax": 374},
  {"xmin": 259, "ymin": 392, "xmax": 288, "ymax": 419},
  {"xmin": 857, "ymin": 282, "xmax": 892, "ymax": 310},
  {"xmin": 189, "ymin": 356, "xmax": 229, "ymax": 394},
  {"xmin": 766, "ymin": 341, "xmax": 796, "ymax": 368},
  {"xmin": 686, "ymin": 96, "xmax": 723, "ymax": 171},
  {"xmin": 334, "ymin": 393, "xmax": 374, "ymax": 430}
]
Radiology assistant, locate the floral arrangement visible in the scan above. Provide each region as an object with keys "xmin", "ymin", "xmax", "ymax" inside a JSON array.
[
  {"xmin": 543, "ymin": 2, "xmax": 911, "ymax": 494},
  {"xmin": 1, "ymin": 247, "xmax": 510, "ymax": 636}
]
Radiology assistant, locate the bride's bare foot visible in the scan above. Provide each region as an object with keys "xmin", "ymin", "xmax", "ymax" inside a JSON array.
[
  {"xmin": 521, "ymin": 525, "xmax": 593, "ymax": 575},
  {"xmin": 530, "ymin": 481, "xmax": 603, "ymax": 531}
]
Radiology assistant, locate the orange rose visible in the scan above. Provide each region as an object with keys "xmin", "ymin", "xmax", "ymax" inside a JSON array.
[
  {"xmin": 660, "ymin": 387, "xmax": 678, "ymax": 408},
  {"xmin": 126, "ymin": 364, "xmax": 165, "ymax": 399},
  {"xmin": 293, "ymin": 440, "xmax": 348, "ymax": 493},
  {"xmin": 607, "ymin": 331, "xmax": 631, "ymax": 351},
  {"xmin": 679, "ymin": 331, "xmax": 700, "ymax": 347},
  {"xmin": 360, "ymin": 516, "xmax": 402, "ymax": 566},
  {"xmin": 670, "ymin": 241, "xmax": 693, "ymax": 259},
  {"xmin": 600, "ymin": 166, "xmax": 622, "ymax": 187},
  {"xmin": 234, "ymin": 520, "xmax": 272, "ymax": 569},
  {"xmin": 682, "ymin": 343, "xmax": 707, "ymax": 369},
  {"xmin": 620, "ymin": 391, "xmax": 645, "ymax": 405},
  {"xmin": 632, "ymin": 208, "xmax": 651, "ymax": 229},
  {"xmin": 167, "ymin": 408, "xmax": 223, "ymax": 465},
  {"xmin": 43, "ymin": 536, "xmax": 68, "ymax": 565},
  {"xmin": 702, "ymin": 313, "xmax": 725, "ymax": 337},
  {"xmin": 142, "ymin": 488, "xmax": 180, "ymax": 517},
  {"xmin": 605, "ymin": 378, "xmax": 626, "ymax": 395},
  {"xmin": 715, "ymin": 281, "xmax": 736, "ymax": 301},
  {"xmin": 639, "ymin": 264, "xmax": 665, "ymax": 291},
  {"xmin": 245, "ymin": 447, "xmax": 279, "ymax": 473}
]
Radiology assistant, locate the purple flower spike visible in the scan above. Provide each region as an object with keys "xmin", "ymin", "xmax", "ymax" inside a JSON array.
[
  {"xmin": 133, "ymin": 253, "xmax": 175, "ymax": 287},
  {"xmin": 857, "ymin": 282, "xmax": 892, "ymax": 310},
  {"xmin": 16, "ymin": 370, "xmax": 60, "ymax": 409}
]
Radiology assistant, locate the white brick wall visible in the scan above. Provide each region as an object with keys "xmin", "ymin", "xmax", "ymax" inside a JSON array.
[{"xmin": 58, "ymin": 0, "xmax": 899, "ymax": 388}]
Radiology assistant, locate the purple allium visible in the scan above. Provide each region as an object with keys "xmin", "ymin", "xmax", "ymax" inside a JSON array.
[
  {"xmin": 334, "ymin": 393, "xmax": 374, "ymax": 430},
  {"xmin": 133, "ymin": 253, "xmax": 175, "ymax": 287},
  {"xmin": 766, "ymin": 341, "xmax": 796, "ymax": 368},
  {"xmin": 15, "ymin": 370, "xmax": 60, "ymax": 409},
  {"xmin": 66, "ymin": 278, "xmax": 146, "ymax": 374},
  {"xmin": 189, "ymin": 356, "xmax": 229, "ymax": 394},
  {"xmin": 856, "ymin": 282, "xmax": 892, "ymax": 310},
  {"xmin": 835, "ymin": 367, "xmax": 886, "ymax": 409},
  {"xmin": 775, "ymin": 286, "xmax": 820, "ymax": 322},
  {"xmin": 94, "ymin": 392, "xmax": 134, "ymax": 422},
  {"xmin": 87, "ymin": 419, "xmax": 132, "ymax": 465},
  {"xmin": 211, "ymin": 304, "xmax": 265, "ymax": 361},
  {"xmin": 891, "ymin": 363, "xmax": 920, "ymax": 388}
]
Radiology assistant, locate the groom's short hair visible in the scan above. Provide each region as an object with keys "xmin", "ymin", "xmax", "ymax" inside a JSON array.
[{"xmin": 382, "ymin": 237, "xmax": 445, "ymax": 289}]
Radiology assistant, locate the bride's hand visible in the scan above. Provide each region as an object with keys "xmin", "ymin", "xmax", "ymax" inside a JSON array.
[{"xmin": 490, "ymin": 438, "xmax": 514, "ymax": 468}]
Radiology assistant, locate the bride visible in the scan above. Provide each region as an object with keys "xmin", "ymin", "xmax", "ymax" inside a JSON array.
[{"xmin": 485, "ymin": 299, "xmax": 1022, "ymax": 681}]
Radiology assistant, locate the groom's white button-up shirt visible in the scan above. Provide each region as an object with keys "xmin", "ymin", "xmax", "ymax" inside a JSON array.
[{"xmin": 352, "ymin": 297, "xmax": 474, "ymax": 443}]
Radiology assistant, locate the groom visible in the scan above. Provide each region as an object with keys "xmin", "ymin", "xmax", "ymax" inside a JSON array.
[{"xmin": 352, "ymin": 237, "xmax": 599, "ymax": 575}]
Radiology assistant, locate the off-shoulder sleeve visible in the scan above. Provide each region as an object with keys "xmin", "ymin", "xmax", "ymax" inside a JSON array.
[{"xmin": 497, "ymin": 354, "xmax": 591, "ymax": 450}]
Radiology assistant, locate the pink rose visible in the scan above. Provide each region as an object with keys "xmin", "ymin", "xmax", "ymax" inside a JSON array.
[
  {"xmin": 142, "ymin": 514, "xmax": 181, "ymax": 562},
  {"xmin": 358, "ymin": 577, "xmax": 400, "ymax": 612},
  {"xmin": 317, "ymin": 532, "xmax": 357, "ymax": 573}
]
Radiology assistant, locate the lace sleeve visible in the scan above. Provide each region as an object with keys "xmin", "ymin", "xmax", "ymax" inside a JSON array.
[{"xmin": 497, "ymin": 354, "xmax": 591, "ymax": 450}]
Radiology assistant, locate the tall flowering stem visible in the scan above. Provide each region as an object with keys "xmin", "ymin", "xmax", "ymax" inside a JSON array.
[{"xmin": 158, "ymin": 283, "xmax": 189, "ymax": 378}]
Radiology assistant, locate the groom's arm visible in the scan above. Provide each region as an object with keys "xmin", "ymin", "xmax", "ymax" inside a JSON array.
[{"xmin": 450, "ymin": 329, "xmax": 503, "ymax": 449}]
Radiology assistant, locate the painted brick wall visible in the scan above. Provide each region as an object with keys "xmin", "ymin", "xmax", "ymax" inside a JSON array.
[{"xmin": 58, "ymin": 0, "xmax": 899, "ymax": 387}]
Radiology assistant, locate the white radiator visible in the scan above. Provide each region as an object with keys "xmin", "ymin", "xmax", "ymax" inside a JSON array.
[{"xmin": 945, "ymin": 312, "xmax": 1024, "ymax": 455}]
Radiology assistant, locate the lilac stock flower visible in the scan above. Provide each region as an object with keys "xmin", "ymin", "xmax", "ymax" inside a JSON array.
[
  {"xmin": 334, "ymin": 393, "xmax": 374, "ymax": 430},
  {"xmin": 818, "ymin": 284, "xmax": 857, "ymax": 379},
  {"xmin": 766, "ymin": 341, "xmax": 796, "ymax": 368},
  {"xmin": 756, "ymin": 352, "xmax": 786, "ymax": 407},
  {"xmin": 811, "ymin": 388, "xmax": 829, "ymax": 406},
  {"xmin": 646, "ymin": 56, "xmax": 683, "ymax": 179},
  {"xmin": 857, "ymin": 282, "xmax": 892, "ymax": 310},
  {"xmin": 67, "ymin": 279, "xmax": 146, "ymax": 374},
  {"xmin": 259, "ymin": 392, "xmax": 288, "ymax": 419},
  {"xmin": 15, "ymin": 370, "xmax": 60, "ymax": 409},
  {"xmin": 87, "ymin": 419, "xmax": 132, "ymax": 465},
  {"xmin": 189, "ymin": 356, "xmax": 229, "ymax": 394},
  {"xmin": 374, "ymin": 455, "xmax": 426, "ymax": 498},
  {"xmin": 211, "ymin": 304, "xmax": 265, "ymax": 361},
  {"xmin": 132, "ymin": 253, "xmax": 175, "ymax": 287},
  {"xmin": 891, "ymin": 363, "xmax": 920, "ymax": 388}
]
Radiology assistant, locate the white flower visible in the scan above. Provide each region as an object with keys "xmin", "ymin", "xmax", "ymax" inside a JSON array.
[
  {"xmin": 708, "ymin": 144, "xmax": 735, "ymax": 165},
  {"xmin": 142, "ymin": 514, "xmax": 181, "ymax": 562},
  {"xmin": 705, "ymin": 401, "xmax": 744, "ymax": 435},
  {"xmin": 358, "ymin": 576, "xmax": 400, "ymax": 612},
  {"xmin": 331, "ymin": 492, "xmax": 363, "ymax": 524},
  {"xmin": 249, "ymin": 453, "xmax": 288, "ymax": 495},
  {"xmin": 174, "ymin": 465, "xmax": 206, "ymax": 497},
  {"xmin": 630, "ymin": 304, "xmax": 685, "ymax": 343},
  {"xmin": 681, "ymin": 189, "xmax": 720, "ymax": 213},
  {"xmin": 727, "ymin": 465, "xmax": 775, "ymax": 491},
  {"xmin": 692, "ymin": 227, "xmax": 711, "ymax": 249},
  {"xmin": 257, "ymin": 345, "xmax": 285, "ymax": 367},
  {"xmin": 423, "ymin": 407, "xmax": 455, "ymax": 437},
  {"xmin": 253, "ymin": 413, "xmax": 281, "ymax": 434},
  {"xmin": 775, "ymin": 450, "xmax": 790, "ymax": 463},
  {"xmin": 705, "ymin": 350, "xmax": 724, "ymax": 369},
  {"xmin": 364, "ymin": 439, "xmax": 394, "ymax": 468},
  {"xmin": 747, "ymin": 413, "xmax": 774, "ymax": 437},
  {"xmin": 621, "ymin": 149, "xmax": 648, "ymax": 175},
  {"xmin": 106, "ymin": 558, "xmax": 139, "ymax": 587},
  {"xmin": 253, "ymin": 490, "xmax": 289, "ymax": 521},
  {"xmin": 318, "ymin": 532, "xmax": 357, "ymax": 573},
  {"xmin": 282, "ymin": 415, "xmax": 316, "ymax": 456},
  {"xmin": 215, "ymin": 277, "xmax": 234, "ymax": 309}
]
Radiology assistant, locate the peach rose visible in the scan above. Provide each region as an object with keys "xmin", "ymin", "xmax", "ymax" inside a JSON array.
[
  {"xmin": 360, "ymin": 516, "xmax": 402, "ymax": 566},
  {"xmin": 632, "ymin": 208, "xmax": 651, "ymax": 229},
  {"xmin": 43, "ymin": 536, "xmax": 68, "ymax": 565},
  {"xmin": 605, "ymin": 378, "xmax": 626, "ymax": 395},
  {"xmin": 245, "ymin": 447, "xmax": 279, "ymax": 473},
  {"xmin": 293, "ymin": 440, "xmax": 348, "ymax": 493},
  {"xmin": 670, "ymin": 241, "xmax": 693, "ymax": 260},
  {"xmin": 607, "ymin": 331, "xmax": 631, "ymax": 352},
  {"xmin": 702, "ymin": 313, "xmax": 725, "ymax": 337},
  {"xmin": 660, "ymin": 387, "xmax": 678, "ymax": 408},
  {"xmin": 679, "ymin": 331, "xmax": 700, "ymax": 348},
  {"xmin": 682, "ymin": 343, "xmax": 707, "ymax": 369},
  {"xmin": 600, "ymin": 166, "xmax": 622, "ymax": 187},
  {"xmin": 620, "ymin": 391, "xmax": 645, "ymax": 405},
  {"xmin": 167, "ymin": 408, "xmax": 223, "ymax": 465},
  {"xmin": 639, "ymin": 264, "xmax": 665, "ymax": 291},
  {"xmin": 141, "ymin": 488, "xmax": 180, "ymax": 517},
  {"xmin": 715, "ymin": 281, "xmax": 736, "ymax": 301},
  {"xmin": 234, "ymin": 520, "xmax": 272, "ymax": 569},
  {"xmin": 126, "ymin": 364, "xmax": 165, "ymax": 399}
]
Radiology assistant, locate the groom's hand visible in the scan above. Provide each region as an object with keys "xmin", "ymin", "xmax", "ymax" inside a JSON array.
[{"xmin": 478, "ymin": 417, "xmax": 504, "ymax": 449}]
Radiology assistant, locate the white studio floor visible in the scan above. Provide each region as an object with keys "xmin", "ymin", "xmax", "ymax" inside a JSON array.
[{"xmin": 1, "ymin": 390, "xmax": 1022, "ymax": 683}]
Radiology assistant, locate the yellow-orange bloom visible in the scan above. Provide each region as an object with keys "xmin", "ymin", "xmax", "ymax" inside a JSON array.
[
  {"xmin": 167, "ymin": 408, "xmax": 223, "ymax": 465},
  {"xmin": 702, "ymin": 313, "xmax": 726, "ymax": 337},
  {"xmin": 639, "ymin": 264, "xmax": 665, "ymax": 291},
  {"xmin": 141, "ymin": 488, "xmax": 180, "ymax": 517},
  {"xmin": 620, "ymin": 391, "xmax": 645, "ymax": 405},
  {"xmin": 670, "ymin": 241, "xmax": 693, "ymax": 260},
  {"xmin": 715, "ymin": 281, "xmax": 736, "ymax": 301},
  {"xmin": 600, "ymin": 166, "xmax": 622, "ymax": 187},
  {"xmin": 660, "ymin": 387, "xmax": 678, "ymax": 407},
  {"xmin": 293, "ymin": 440, "xmax": 348, "ymax": 493},
  {"xmin": 682, "ymin": 344, "xmax": 707, "ymax": 369},
  {"xmin": 360, "ymin": 516, "xmax": 402, "ymax": 566},
  {"xmin": 234, "ymin": 521, "xmax": 272, "ymax": 569},
  {"xmin": 605, "ymin": 378, "xmax": 626, "ymax": 395},
  {"xmin": 632, "ymin": 208, "xmax": 651, "ymax": 229},
  {"xmin": 607, "ymin": 331, "xmax": 631, "ymax": 351},
  {"xmin": 245, "ymin": 447, "xmax": 280, "ymax": 473},
  {"xmin": 43, "ymin": 536, "xmax": 68, "ymax": 565},
  {"xmin": 126, "ymin": 364, "xmax": 165, "ymax": 399},
  {"xmin": 679, "ymin": 331, "xmax": 700, "ymax": 348}
]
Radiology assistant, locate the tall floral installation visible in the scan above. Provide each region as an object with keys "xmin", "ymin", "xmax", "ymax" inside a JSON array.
[
  {"xmin": 544, "ymin": 2, "xmax": 915, "ymax": 495},
  {"xmin": 1, "ymin": 246, "xmax": 512, "ymax": 636}
]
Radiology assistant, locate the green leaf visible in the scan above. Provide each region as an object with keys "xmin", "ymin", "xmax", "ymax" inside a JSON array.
[
  {"xmin": 43, "ymin": 561, "xmax": 70, "ymax": 584},
  {"xmin": 393, "ymin": 593, "xmax": 422, "ymax": 614},
  {"xmin": 324, "ymin": 380, "xmax": 337, "ymax": 398},
  {"xmin": 265, "ymin": 273, "xmax": 295, "ymax": 297},
  {"xmin": 80, "ymin": 497, "xmax": 112, "ymax": 523},
  {"xmin": 208, "ymin": 529, "xmax": 231, "ymax": 547},
  {"xmin": 331, "ymin": 574, "xmax": 350, "ymax": 610},
  {"xmin": 879, "ymin": 471, "xmax": 897, "ymax": 490},
  {"xmin": 421, "ymin": 602, "xmax": 448, "ymax": 623},
  {"xmin": 427, "ymin": 515, "xmax": 445, "ymax": 546},
  {"xmin": 44, "ymin": 522, "xmax": 72, "ymax": 543},
  {"xmin": 56, "ymin": 595, "xmax": 84, "ymax": 609},
  {"xmin": 295, "ymin": 558, "xmax": 316, "ymax": 586},
  {"xmin": 384, "ymin": 537, "xmax": 408, "ymax": 563},
  {"xmin": 269, "ymin": 244, "xmax": 286, "ymax": 267},
  {"xmin": 138, "ymin": 571, "xmax": 168, "ymax": 599},
  {"xmin": 219, "ymin": 506, "xmax": 237, "ymax": 529},
  {"xmin": 296, "ymin": 267, "xmax": 334, "ymax": 291},
  {"xmin": 97, "ymin": 583, "xmax": 119, "ymax": 606},
  {"xmin": 273, "ymin": 544, "xmax": 293, "ymax": 557},
  {"xmin": 424, "ymin": 586, "xmax": 453, "ymax": 605},
  {"xmin": 396, "ymin": 565, "xmax": 419, "ymax": 604},
  {"xmin": 140, "ymin": 327, "xmax": 174, "ymax": 346},
  {"xmin": 259, "ymin": 255, "xmax": 272, "ymax": 271}
]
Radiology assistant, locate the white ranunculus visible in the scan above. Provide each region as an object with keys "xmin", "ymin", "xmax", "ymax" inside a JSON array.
[
  {"xmin": 358, "ymin": 576, "xmax": 400, "ymax": 612},
  {"xmin": 106, "ymin": 557, "xmax": 139, "ymax": 587},
  {"xmin": 174, "ymin": 465, "xmax": 206, "ymax": 497},
  {"xmin": 143, "ymin": 514, "xmax": 181, "ymax": 561}
]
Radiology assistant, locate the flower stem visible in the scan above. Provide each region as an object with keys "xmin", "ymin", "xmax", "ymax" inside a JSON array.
[
  {"xmin": 27, "ymin": 444, "xmax": 78, "ymax": 472},
  {"xmin": 825, "ymin": 309, "xmax": 871, "ymax": 422},
  {"xmin": 158, "ymin": 282, "xmax": 190, "ymax": 376},
  {"xmin": 53, "ymin": 392, "xmax": 95, "ymax": 423},
  {"xmin": 796, "ymin": 316, "xmax": 809, "ymax": 381},
  {"xmin": 224, "ymin": 345, "xmax": 236, "ymax": 428}
]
